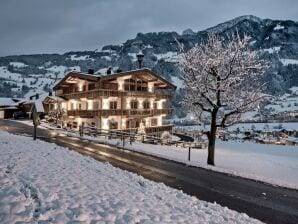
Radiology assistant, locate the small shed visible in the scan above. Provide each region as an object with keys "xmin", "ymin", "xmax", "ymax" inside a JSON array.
[{"xmin": 0, "ymin": 98, "xmax": 22, "ymax": 119}]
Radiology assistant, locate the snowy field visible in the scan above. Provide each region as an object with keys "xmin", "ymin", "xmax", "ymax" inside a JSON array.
[
  {"xmin": 124, "ymin": 140, "xmax": 298, "ymax": 190},
  {"xmin": 0, "ymin": 131, "xmax": 261, "ymax": 223},
  {"xmin": 176, "ymin": 122, "xmax": 298, "ymax": 132}
]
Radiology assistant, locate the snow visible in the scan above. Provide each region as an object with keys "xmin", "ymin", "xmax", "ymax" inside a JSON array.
[
  {"xmin": 263, "ymin": 46, "xmax": 281, "ymax": 54},
  {"xmin": 265, "ymin": 94, "xmax": 298, "ymax": 114},
  {"xmin": 124, "ymin": 138, "xmax": 298, "ymax": 190},
  {"xmin": 22, "ymin": 119, "xmax": 298, "ymax": 190},
  {"xmin": 127, "ymin": 53, "xmax": 137, "ymax": 62},
  {"xmin": 227, "ymin": 122, "xmax": 298, "ymax": 132},
  {"xmin": 280, "ymin": 58, "xmax": 298, "ymax": 66},
  {"xmin": 274, "ymin": 24, "xmax": 285, "ymax": 30},
  {"xmin": 101, "ymin": 55, "xmax": 112, "ymax": 61},
  {"xmin": 0, "ymin": 131, "xmax": 261, "ymax": 224},
  {"xmin": 154, "ymin": 52, "xmax": 179, "ymax": 62},
  {"xmin": 0, "ymin": 98, "xmax": 15, "ymax": 107},
  {"xmin": 34, "ymin": 100, "xmax": 44, "ymax": 113},
  {"xmin": 171, "ymin": 76, "xmax": 184, "ymax": 89},
  {"xmin": 179, "ymin": 122, "xmax": 298, "ymax": 133},
  {"xmin": 240, "ymin": 110, "xmax": 259, "ymax": 121},
  {"xmin": 290, "ymin": 86, "xmax": 298, "ymax": 94},
  {"xmin": 69, "ymin": 55, "xmax": 94, "ymax": 61},
  {"xmin": 9, "ymin": 62, "xmax": 28, "ymax": 68},
  {"xmin": 46, "ymin": 65, "xmax": 67, "ymax": 74},
  {"xmin": 249, "ymin": 40, "xmax": 256, "ymax": 46}
]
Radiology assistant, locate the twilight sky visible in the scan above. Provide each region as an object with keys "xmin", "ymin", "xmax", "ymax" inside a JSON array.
[{"xmin": 0, "ymin": 0, "xmax": 297, "ymax": 56}]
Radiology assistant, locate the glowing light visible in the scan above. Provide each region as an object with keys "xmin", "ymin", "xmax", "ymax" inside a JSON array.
[
  {"xmin": 157, "ymin": 99, "xmax": 166, "ymax": 109},
  {"xmin": 148, "ymin": 82, "xmax": 154, "ymax": 92},
  {"xmin": 78, "ymin": 83, "xmax": 83, "ymax": 91},
  {"xmin": 102, "ymin": 98, "xmax": 109, "ymax": 109},
  {"xmin": 138, "ymin": 98, "xmax": 144, "ymax": 109},
  {"xmin": 121, "ymin": 118, "xmax": 126, "ymax": 129},
  {"xmin": 102, "ymin": 118, "xmax": 109, "ymax": 129},
  {"xmin": 87, "ymin": 100, "xmax": 93, "ymax": 110}
]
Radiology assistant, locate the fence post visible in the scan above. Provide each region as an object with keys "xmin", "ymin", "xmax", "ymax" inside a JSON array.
[
  {"xmin": 188, "ymin": 146, "xmax": 191, "ymax": 161},
  {"xmin": 122, "ymin": 134, "xmax": 125, "ymax": 149}
]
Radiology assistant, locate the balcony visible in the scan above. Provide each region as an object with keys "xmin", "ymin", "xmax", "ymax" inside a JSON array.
[
  {"xmin": 57, "ymin": 88, "xmax": 171, "ymax": 100},
  {"xmin": 145, "ymin": 124, "xmax": 173, "ymax": 134},
  {"xmin": 67, "ymin": 108, "xmax": 172, "ymax": 118}
]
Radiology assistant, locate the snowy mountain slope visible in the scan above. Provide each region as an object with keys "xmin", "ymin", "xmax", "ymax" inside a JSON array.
[{"xmin": 0, "ymin": 15, "xmax": 298, "ymax": 117}]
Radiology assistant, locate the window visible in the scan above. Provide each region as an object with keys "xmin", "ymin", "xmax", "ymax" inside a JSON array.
[
  {"xmin": 93, "ymin": 101, "xmax": 99, "ymax": 110},
  {"xmin": 124, "ymin": 79, "xmax": 148, "ymax": 92},
  {"xmin": 151, "ymin": 118, "xmax": 157, "ymax": 126},
  {"xmin": 143, "ymin": 101, "xmax": 150, "ymax": 109},
  {"xmin": 86, "ymin": 102, "xmax": 89, "ymax": 110},
  {"xmin": 88, "ymin": 83, "xmax": 95, "ymax": 90},
  {"xmin": 109, "ymin": 120, "xmax": 118, "ymax": 129},
  {"xmin": 130, "ymin": 100, "xmax": 138, "ymax": 109},
  {"xmin": 70, "ymin": 103, "xmax": 74, "ymax": 110},
  {"xmin": 153, "ymin": 102, "xmax": 158, "ymax": 109},
  {"xmin": 110, "ymin": 101, "xmax": 117, "ymax": 110},
  {"xmin": 78, "ymin": 103, "xmax": 82, "ymax": 110}
]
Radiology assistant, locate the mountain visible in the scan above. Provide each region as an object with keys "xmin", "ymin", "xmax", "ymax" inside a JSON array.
[{"xmin": 0, "ymin": 15, "xmax": 298, "ymax": 118}]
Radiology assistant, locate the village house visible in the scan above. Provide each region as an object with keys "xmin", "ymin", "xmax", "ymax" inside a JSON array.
[{"xmin": 52, "ymin": 68, "xmax": 176, "ymax": 136}]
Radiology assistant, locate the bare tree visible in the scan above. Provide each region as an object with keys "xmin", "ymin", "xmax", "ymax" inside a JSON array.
[{"xmin": 178, "ymin": 34, "xmax": 269, "ymax": 165}]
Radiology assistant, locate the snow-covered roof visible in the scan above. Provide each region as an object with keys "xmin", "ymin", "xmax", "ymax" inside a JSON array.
[
  {"xmin": 34, "ymin": 100, "xmax": 44, "ymax": 113},
  {"xmin": 0, "ymin": 98, "xmax": 16, "ymax": 107}
]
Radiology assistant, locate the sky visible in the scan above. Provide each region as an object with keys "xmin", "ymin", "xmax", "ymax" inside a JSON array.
[{"xmin": 0, "ymin": 0, "xmax": 297, "ymax": 56}]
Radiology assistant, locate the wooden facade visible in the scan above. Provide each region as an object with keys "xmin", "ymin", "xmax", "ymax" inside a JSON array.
[{"xmin": 53, "ymin": 68, "xmax": 176, "ymax": 135}]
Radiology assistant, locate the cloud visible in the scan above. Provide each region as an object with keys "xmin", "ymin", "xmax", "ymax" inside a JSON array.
[{"xmin": 0, "ymin": 0, "xmax": 297, "ymax": 56}]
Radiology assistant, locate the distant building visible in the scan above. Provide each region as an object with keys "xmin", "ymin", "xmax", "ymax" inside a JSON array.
[{"xmin": 0, "ymin": 98, "xmax": 22, "ymax": 119}]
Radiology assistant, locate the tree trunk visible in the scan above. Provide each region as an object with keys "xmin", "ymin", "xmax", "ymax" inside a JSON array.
[
  {"xmin": 207, "ymin": 111, "xmax": 217, "ymax": 166},
  {"xmin": 33, "ymin": 124, "xmax": 37, "ymax": 140}
]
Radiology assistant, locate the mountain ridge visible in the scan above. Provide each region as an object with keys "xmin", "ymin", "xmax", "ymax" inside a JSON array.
[{"xmin": 0, "ymin": 15, "xmax": 298, "ymax": 117}]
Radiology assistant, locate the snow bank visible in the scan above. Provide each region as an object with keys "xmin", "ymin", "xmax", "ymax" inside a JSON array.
[
  {"xmin": 280, "ymin": 59, "xmax": 298, "ymax": 66},
  {"xmin": 0, "ymin": 131, "xmax": 261, "ymax": 223}
]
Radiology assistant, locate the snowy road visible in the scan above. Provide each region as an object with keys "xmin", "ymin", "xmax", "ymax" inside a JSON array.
[{"xmin": 1, "ymin": 119, "xmax": 298, "ymax": 224}]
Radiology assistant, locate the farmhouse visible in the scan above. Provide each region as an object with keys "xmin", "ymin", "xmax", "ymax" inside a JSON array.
[{"xmin": 52, "ymin": 68, "xmax": 176, "ymax": 135}]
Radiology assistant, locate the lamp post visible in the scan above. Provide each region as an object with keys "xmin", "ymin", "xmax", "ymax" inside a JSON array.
[{"xmin": 137, "ymin": 51, "xmax": 144, "ymax": 69}]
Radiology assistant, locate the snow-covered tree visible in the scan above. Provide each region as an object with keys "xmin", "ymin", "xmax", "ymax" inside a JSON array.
[{"xmin": 178, "ymin": 33, "xmax": 269, "ymax": 165}]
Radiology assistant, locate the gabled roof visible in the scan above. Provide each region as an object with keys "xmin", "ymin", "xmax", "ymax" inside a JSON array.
[
  {"xmin": 53, "ymin": 72, "xmax": 98, "ymax": 90},
  {"xmin": 53, "ymin": 68, "xmax": 176, "ymax": 90},
  {"xmin": 0, "ymin": 98, "xmax": 15, "ymax": 107},
  {"xmin": 99, "ymin": 68, "xmax": 177, "ymax": 89}
]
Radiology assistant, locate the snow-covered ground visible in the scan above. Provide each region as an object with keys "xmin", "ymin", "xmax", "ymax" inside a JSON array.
[
  {"xmin": 0, "ymin": 131, "xmax": 261, "ymax": 223},
  {"xmin": 125, "ymin": 140, "xmax": 298, "ymax": 190},
  {"xmin": 13, "ymin": 120, "xmax": 298, "ymax": 189}
]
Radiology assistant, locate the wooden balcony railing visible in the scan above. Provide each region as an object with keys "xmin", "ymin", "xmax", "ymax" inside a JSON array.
[
  {"xmin": 145, "ymin": 124, "xmax": 173, "ymax": 134},
  {"xmin": 57, "ymin": 89, "xmax": 171, "ymax": 100},
  {"xmin": 67, "ymin": 108, "xmax": 172, "ymax": 118}
]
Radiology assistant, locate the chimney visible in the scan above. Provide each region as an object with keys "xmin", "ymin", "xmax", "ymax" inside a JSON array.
[
  {"xmin": 48, "ymin": 91, "xmax": 52, "ymax": 96},
  {"xmin": 107, "ymin": 67, "xmax": 112, "ymax": 75},
  {"xmin": 137, "ymin": 50, "xmax": 144, "ymax": 69},
  {"xmin": 88, "ymin": 69, "xmax": 94, "ymax": 74},
  {"xmin": 116, "ymin": 69, "xmax": 122, "ymax": 73},
  {"xmin": 35, "ymin": 93, "xmax": 39, "ymax": 99},
  {"xmin": 29, "ymin": 96, "xmax": 33, "ymax": 100}
]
